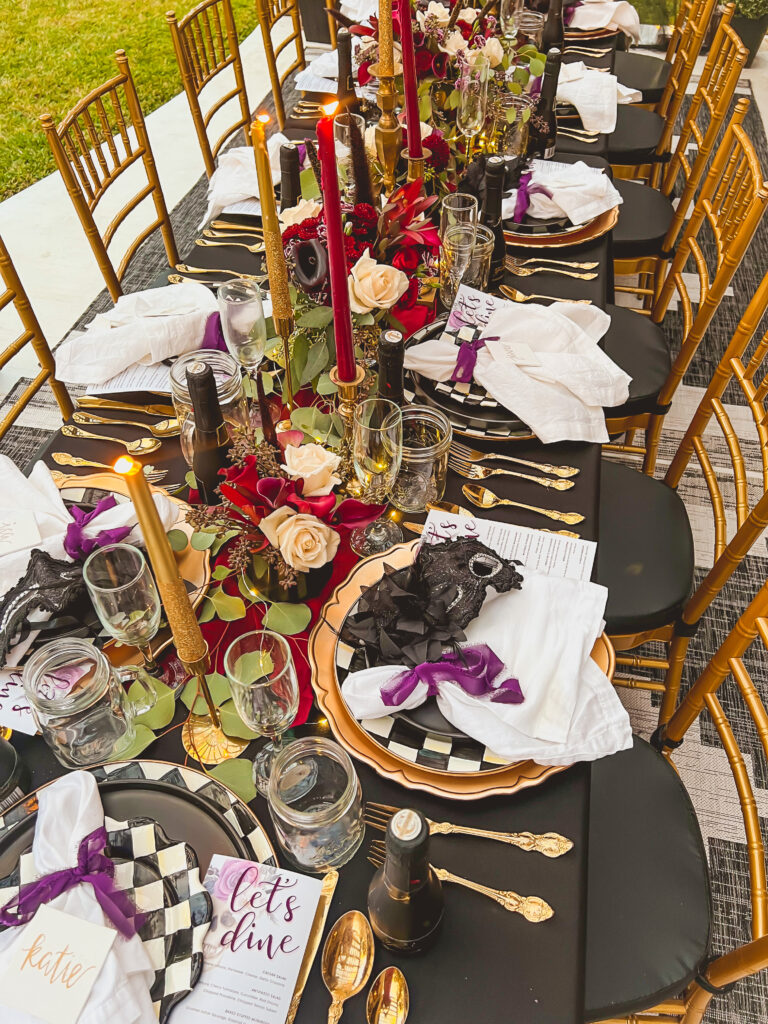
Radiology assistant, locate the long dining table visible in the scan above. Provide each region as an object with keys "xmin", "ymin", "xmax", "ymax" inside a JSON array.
[{"xmin": 7, "ymin": 51, "xmax": 625, "ymax": 1023}]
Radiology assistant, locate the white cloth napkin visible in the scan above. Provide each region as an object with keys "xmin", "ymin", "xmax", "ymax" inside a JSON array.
[
  {"xmin": 339, "ymin": 0, "xmax": 376, "ymax": 23},
  {"xmin": 557, "ymin": 62, "xmax": 641, "ymax": 133},
  {"xmin": 54, "ymin": 282, "xmax": 217, "ymax": 387},
  {"xmin": 342, "ymin": 568, "xmax": 632, "ymax": 765},
  {"xmin": 569, "ymin": 0, "xmax": 641, "ymax": 42},
  {"xmin": 404, "ymin": 299, "xmax": 631, "ymax": 443},
  {"xmin": 501, "ymin": 160, "xmax": 622, "ymax": 225},
  {"xmin": 201, "ymin": 136, "xmax": 288, "ymax": 226},
  {"xmin": 0, "ymin": 772, "xmax": 155, "ymax": 1024},
  {"xmin": 0, "ymin": 456, "xmax": 179, "ymax": 601}
]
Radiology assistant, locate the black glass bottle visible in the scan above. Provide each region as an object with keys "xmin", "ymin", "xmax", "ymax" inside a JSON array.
[
  {"xmin": 526, "ymin": 48, "xmax": 561, "ymax": 161},
  {"xmin": 482, "ymin": 155, "xmax": 507, "ymax": 293},
  {"xmin": 541, "ymin": 0, "xmax": 565, "ymax": 53},
  {"xmin": 337, "ymin": 28, "xmax": 359, "ymax": 114},
  {"xmin": 280, "ymin": 143, "xmax": 301, "ymax": 212},
  {"xmin": 377, "ymin": 329, "xmax": 405, "ymax": 405},
  {"xmin": 367, "ymin": 808, "xmax": 444, "ymax": 954},
  {"xmin": 186, "ymin": 361, "xmax": 232, "ymax": 505},
  {"xmin": 0, "ymin": 735, "xmax": 30, "ymax": 813}
]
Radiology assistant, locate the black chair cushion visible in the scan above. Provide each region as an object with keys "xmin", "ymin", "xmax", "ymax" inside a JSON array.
[
  {"xmin": 614, "ymin": 49, "xmax": 672, "ymax": 105},
  {"xmin": 585, "ymin": 736, "xmax": 711, "ymax": 1021},
  {"xmin": 607, "ymin": 106, "xmax": 665, "ymax": 166},
  {"xmin": 613, "ymin": 178, "xmax": 675, "ymax": 259},
  {"xmin": 597, "ymin": 460, "xmax": 695, "ymax": 634},
  {"xmin": 602, "ymin": 304, "xmax": 671, "ymax": 417}
]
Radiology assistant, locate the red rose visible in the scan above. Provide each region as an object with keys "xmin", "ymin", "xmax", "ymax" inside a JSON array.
[
  {"xmin": 392, "ymin": 247, "xmax": 420, "ymax": 273},
  {"xmin": 415, "ymin": 49, "xmax": 433, "ymax": 75},
  {"xmin": 395, "ymin": 277, "xmax": 420, "ymax": 310},
  {"xmin": 298, "ymin": 216, "xmax": 320, "ymax": 241},
  {"xmin": 424, "ymin": 131, "xmax": 451, "ymax": 173},
  {"xmin": 281, "ymin": 224, "xmax": 301, "ymax": 245}
]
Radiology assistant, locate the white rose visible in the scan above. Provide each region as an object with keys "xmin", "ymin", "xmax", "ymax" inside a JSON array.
[
  {"xmin": 278, "ymin": 197, "xmax": 322, "ymax": 229},
  {"xmin": 440, "ymin": 30, "xmax": 468, "ymax": 57},
  {"xmin": 283, "ymin": 443, "xmax": 342, "ymax": 496},
  {"xmin": 261, "ymin": 507, "xmax": 340, "ymax": 571},
  {"xmin": 348, "ymin": 250, "xmax": 409, "ymax": 314},
  {"xmin": 457, "ymin": 7, "xmax": 478, "ymax": 24},
  {"xmin": 416, "ymin": 1, "xmax": 451, "ymax": 31},
  {"xmin": 480, "ymin": 36, "xmax": 504, "ymax": 68}
]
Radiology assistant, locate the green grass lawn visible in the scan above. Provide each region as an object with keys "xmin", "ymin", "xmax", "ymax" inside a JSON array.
[{"xmin": 0, "ymin": 0, "xmax": 259, "ymax": 200}]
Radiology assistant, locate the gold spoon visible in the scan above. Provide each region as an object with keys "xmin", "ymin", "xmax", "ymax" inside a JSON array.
[
  {"xmin": 462, "ymin": 482, "xmax": 586, "ymax": 525},
  {"xmin": 499, "ymin": 285, "xmax": 592, "ymax": 305},
  {"xmin": 61, "ymin": 424, "xmax": 161, "ymax": 455},
  {"xmin": 203, "ymin": 227, "xmax": 263, "ymax": 240},
  {"xmin": 196, "ymin": 238, "xmax": 265, "ymax": 254},
  {"xmin": 73, "ymin": 412, "xmax": 181, "ymax": 438},
  {"xmin": 322, "ymin": 911, "xmax": 374, "ymax": 1024},
  {"xmin": 77, "ymin": 396, "xmax": 176, "ymax": 417},
  {"xmin": 210, "ymin": 219, "xmax": 264, "ymax": 234},
  {"xmin": 366, "ymin": 968, "xmax": 409, "ymax": 1024}
]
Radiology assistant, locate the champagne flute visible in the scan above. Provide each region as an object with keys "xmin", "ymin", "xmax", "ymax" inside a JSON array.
[
  {"xmin": 349, "ymin": 399, "xmax": 404, "ymax": 557},
  {"xmin": 457, "ymin": 54, "xmax": 490, "ymax": 166},
  {"xmin": 439, "ymin": 193, "xmax": 478, "ymax": 308},
  {"xmin": 224, "ymin": 630, "xmax": 300, "ymax": 795},
  {"xmin": 500, "ymin": 0, "xmax": 524, "ymax": 41},
  {"xmin": 217, "ymin": 279, "xmax": 267, "ymax": 421}
]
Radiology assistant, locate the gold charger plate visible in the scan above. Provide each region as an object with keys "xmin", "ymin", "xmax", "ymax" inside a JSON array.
[
  {"xmin": 308, "ymin": 541, "xmax": 615, "ymax": 800},
  {"xmin": 504, "ymin": 205, "xmax": 619, "ymax": 250},
  {"xmin": 55, "ymin": 472, "xmax": 211, "ymax": 670},
  {"xmin": 564, "ymin": 26, "xmax": 621, "ymax": 39}
]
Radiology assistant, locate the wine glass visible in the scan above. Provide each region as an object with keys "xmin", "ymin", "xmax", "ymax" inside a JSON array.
[
  {"xmin": 224, "ymin": 630, "xmax": 300, "ymax": 795},
  {"xmin": 217, "ymin": 279, "xmax": 267, "ymax": 407},
  {"xmin": 439, "ymin": 193, "xmax": 478, "ymax": 308},
  {"xmin": 334, "ymin": 111, "xmax": 366, "ymax": 203},
  {"xmin": 83, "ymin": 543, "xmax": 164, "ymax": 699},
  {"xmin": 500, "ymin": 0, "xmax": 524, "ymax": 41},
  {"xmin": 457, "ymin": 54, "xmax": 490, "ymax": 165},
  {"xmin": 349, "ymin": 399, "xmax": 404, "ymax": 557}
]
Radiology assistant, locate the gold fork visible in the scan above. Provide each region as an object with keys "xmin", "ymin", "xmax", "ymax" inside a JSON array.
[
  {"xmin": 365, "ymin": 803, "xmax": 573, "ymax": 857},
  {"xmin": 196, "ymin": 238, "xmax": 265, "ymax": 254},
  {"xmin": 506, "ymin": 256, "xmax": 599, "ymax": 271},
  {"xmin": 203, "ymin": 227, "xmax": 263, "ymax": 240},
  {"xmin": 210, "ymin": 219, "xmax": 264, "ymax": 233},
  {"xmin": 367, "ymin": 842, "xmax": 554, "ymax": 922},
  {"xmin": 505, "ymin": 263, "xmax": 597, "ymax": 280},
  {"xmin": 558, "ymin": 130, "xmax": 599, "ymax": 144},
  {"xmin": 51, "ymin": 453, "xmax": 167, "ymax": 482},
  {"xmin": 500, "ymin": 285, "xmax": 592, "ymax": 305},
  {"xmin": 450, "ymin": 440, "xmax": 579, "ymax": 478},
  {"xmin": 462, "ymin": 482, "xmax": 585, "ymax": 524},
  {"xmin": 175, "ymin": 264, "xmax": 265, "ymax": 281},
  {"xmin": 448, "ymin": 456, "xmax": 574, "ymax": 491}
]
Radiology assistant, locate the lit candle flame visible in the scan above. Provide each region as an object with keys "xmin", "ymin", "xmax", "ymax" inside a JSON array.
[
  {"xmin": 321, "ymin": 101, "xmax": 339, "ymax": 117},
  {"xmin": 113, "ymin": 456, "xmax": 138, "ymax": 475},
  {"xmin": 257, "ymin": 113, "xmax": 270, "ymax": 124}
]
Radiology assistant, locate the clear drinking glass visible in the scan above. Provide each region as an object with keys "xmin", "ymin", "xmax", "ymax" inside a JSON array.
[
  {"xmin": 170, "ymin": 350, "xmax": 248, "ymax": 466},
  {"xmin": 391, "ymin": 406, "xmax": 453, "ymax": 513},
  {"xmin": 349, "ymin": 399, "xmax": 404, "ymax": 557},
  {"xmin": 457, "ymin": 54, "xmax": 490, "ymax": 162},
  {"xmin": 217, "ymin": 279, "xmax": 267, "ymax": 373},
  {"xmin": 500, "ymin": 0, "xmax": 524, "ymax": 40},
  {"xmin": 83, "ymin": 543, "xmax": 162, "ymax": 689},
  {"xmin": 224, "ymin": 630, "xmax": 300, "ymax": 795},
  {"xmin": 334, "ymin": 112, "xmax": 366, "ymax": 203},
  {"xmin": 463, "ymin": 224, "xmax": 495, "ymax": 290},
  {"xmin": 439, "ymin": 193, "xmax": 478, "ymax": 308},
  {"xmin": 514, "ymin": 9, "xmax": 545, "ymax": 47},
  {"xmin": 267, "ymin": 737, "xmax": 365, "ymax": 872}
]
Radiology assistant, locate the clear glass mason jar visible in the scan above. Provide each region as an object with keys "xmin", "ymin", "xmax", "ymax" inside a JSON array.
[
  {"xmin": 170, "ymin": 350, "xmax": 249, "ymax": 466},
  {"xmin": 267, "ymin": 737, "xmax": 365, "ymax": 872},
  {"xmin": 391, "ymin": 406, "xmax": 453, "ymax": 513},
  {"xmin": 22, "ymin": 639, "xmax": 150, "ymax": 768}
]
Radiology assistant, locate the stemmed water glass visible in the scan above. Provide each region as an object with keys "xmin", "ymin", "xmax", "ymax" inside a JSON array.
[
  {"xmin": 83, "ymin": 543, "xmax": 164, "ymax": 697},
  {"xmin": 439, "ymin": 193, "xmax": 478, "ymax": 308},
  {"xmin": 457, "ymin": 54, "xmax": 490, "ymax": 165},
  {"xmin": 224, "ymin": 630, "xmax": 300, "ymax": 795},
  {"xmin": 349, "ymin": 398, "xmax": 404, "ymax": 557},
  {"xmin": 500, "ymin": 0, "xmax": 524, "ymax": 41},
  {"xmin": 217, "ymin": 279, "xmax": 267, "ymax": 416}
]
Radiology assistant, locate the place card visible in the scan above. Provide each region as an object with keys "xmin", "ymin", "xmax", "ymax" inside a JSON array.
[
  {"xmin": 0, "ymin": 905, "xmax": 115, "ymax": 1024},
  {"xmin": 171, "ymin": 855, "xmax": 326, "ymax": 1024},
  {"xmin": 0, "ymin": 667, "xmax": 37, "ymax": 736},
  {"xmin": 420, "ymin": 509, "xmax": 596, "ymax": 581}
]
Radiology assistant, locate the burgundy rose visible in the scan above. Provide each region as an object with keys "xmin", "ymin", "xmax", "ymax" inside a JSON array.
[
  {"xmin": 415, "ymin": 49, "xmax": 433, "ymax": 75},
  {"xmin": 413, "ymin": 30, "xmax": 425, "ymax": 48},
  {"xmin": 298, "ymin": 217, "xmax": 320, "ymax": 241},
  {"xmin": 392, "ymin": 246, "xmax": 420, "ymax": 273},
  {"xmin": 424, "ymin": 131, "xmax": 451, "ymax": 173},
  {"xmin": 458, "ymin": 20, "xmax": 474, "ymax": 39},
  {"xmin": 395, "ymin": 277, "xmax": 420, "ymax": 310}
]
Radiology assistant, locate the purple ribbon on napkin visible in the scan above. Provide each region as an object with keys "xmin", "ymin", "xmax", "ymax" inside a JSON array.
[
  {"xmin": 512, "ymin": 172, "xmax": 554, "ymax": 224},
  {"xmin": 0, "ymin": 826, "xmax": 142, "ymax": 937},
  {"xmin": 201, "ymin": 311, "xmax": 228, "ymax": 352},
  {"xmin": 380, "ymin": 644, "xmax": 524, "ymax": 707},
  {"xmin": 450, "ymin": 335, "xmax": 498, "ymax": 383},
  {"xmin": 564, "ymin": 1, "xmax": 583, "ymax": 25},
  {"xmin": 63, "ymin": 495, "xmax": 132, "ymax": 561}
]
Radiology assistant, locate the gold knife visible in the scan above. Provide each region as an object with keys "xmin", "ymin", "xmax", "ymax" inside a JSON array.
[
  {"xmin": 285, "ymin": 869, "xmax": 338, "ymax": 1024},
  {"xmin": 77, "ymin": 396, "xmax": 176, "ymax": 417}
]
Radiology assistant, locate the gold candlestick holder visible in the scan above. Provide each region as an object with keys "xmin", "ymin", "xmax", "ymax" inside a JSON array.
[
  {"xmin": 274, "ymin": 312, "xmax": 296, "ymax": 416},
  {"xmin": 370, "ymin": 61, "xmax": 403, "ymax": 194},
  {"xmin": 406, "ymin": 148, "xmax": 430, "ymax": 183},
  {"xmin": 330, "ymin": 363, "xmax": 367, "ymax": 440},
  {"xmin": 180, "ymin": 646, "xmax": 249, "ymax": 765}
]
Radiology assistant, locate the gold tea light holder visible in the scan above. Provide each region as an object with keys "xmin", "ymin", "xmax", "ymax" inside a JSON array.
[{"xmin": 330, "ymin": 363, "xmax": 366, "ymax": 441}]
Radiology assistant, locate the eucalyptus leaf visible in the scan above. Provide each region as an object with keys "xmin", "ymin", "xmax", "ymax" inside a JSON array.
[
  {"xmin": 218, "ymin": 700, "xmax": 261, "ymax": 740},
  {"xmin": 185, "ymin": 470, "xmax": 197, "ymax": 489},
  {"xmin": 316, "ymin": 372, "xmax": 338, "ymax": 396},
  {"xmin": 180, "ymin": 677, "xmax": 208, "ymax": 715},
  {"xmin": 198, "ymin": 597, "xmax": 216, "ymax": 623},
  {"xmin": 211, "ymin": 529, "xmax": 239, "ymax": 557},
  {"xmin": 418, "ymin": 90, "xmax": 432, "ymax": 122},
  {"xmin": 180, "ymin": 671, "xmax": 231, "ymax": 715},
  {"xmin": 111, "ymin": 724, "xmax": 155, "ymax": 760},
  {"xmin": 190, "ymin": 531, "xmax": 217, "ymax": 551},
  {"xmin": 263, "ymin": 601, "xmax": 312, "ymax": 635},
  {"xmin": 251, "ymin": 554, "xmax": 268, "ymax": 577},
  {"xmin": 231, "ymin": 650, "xmax": 275, "ymax": 683},
  {"xmin": 291, "ymin": 334, "xmax": 309, "ymax": 389},
  {"xmin": 301, "ymin": 339, "xmax": 329, "ymax": 385},
  {"xmin": 210, "ymin": 589, "xmax": 246, "ymax": 621},
  {"xmin": 297, "ymin": 306, "xmax": 334, "ymax": 329},
  {"xmin": 166, "ymin": 529, "xmax": 189, "ymax": 552},
  {"xmin": 212, "ymin": 565, "xmax": 232, "ymax": 581},
  {"xmin": 209, "ymin": 758, "xmax": 257, "ymax": 804},
  {"xmin": 355, "ymin": 312, "xmax": 375, "ymax": 326},
  {"xmin": 127, "ymin": 674, "xmax": 176, "ymax": 730},
  {"xmin": 529, "ymin": 58, "xmax": 545, "ymax": 77},
  {"xmin": 300, "ymin": 166, "xmax": 320, "ymax": 201},
  {"xmin": 260, "ymin": 370, "xmax": 275, "ymax": 396}
]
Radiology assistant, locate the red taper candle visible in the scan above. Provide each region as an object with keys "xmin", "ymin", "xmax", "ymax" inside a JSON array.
[
  {"xmin": 399, "ymin": 0, "xmax": 423, "ymax": 160},
  {"xmin": 316, "ymin": 102, "xmax": 357, "ymax": 382}
]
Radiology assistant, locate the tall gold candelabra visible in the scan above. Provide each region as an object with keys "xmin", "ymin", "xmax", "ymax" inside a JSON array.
[{"xmin": 370, "ymin": 62, "xmax": 403, "ymax": 195}]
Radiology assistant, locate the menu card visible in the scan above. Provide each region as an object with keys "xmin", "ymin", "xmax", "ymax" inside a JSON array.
[
  {"xmin": 447, "ymin": 284, "xmax": 508, "ymax": 332},
  {"xmin": 0, "ymin": 668, "xmax": 36, "ymax": 736},
  {"xmin": 171, "ymin": 856, "xmax": 325, "ymax": 1024},
  {"xmin": 420, "ymin": 509, "xmax": 596, "ymax": 582}
]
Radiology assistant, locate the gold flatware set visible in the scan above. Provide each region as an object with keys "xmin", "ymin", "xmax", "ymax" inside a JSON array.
[
  {"xmin": 51, "ymin": 454, "xmax": 168, "ymax": 483},
  {"xmin": 450, "ymin": 441, "xmax": 580, "ymax": 478},
  {"xmin": 209, "ymin": 219, "xmax": 263, "ymax": 234},
  {"xmin": 448, "ymin": 454, "xmax": 574, "ymax": 490},
  {"xmin": 322, "ymin": 911, "xmax": 375, "ymax": 1024},
  {"xmin": 505, "ymin": 256, "xmax": 597, "ymax": 280},
  {"xmin": 462, "ymin": 481, "xmax": 585, "ymax": 525},
  {"xmin": 78, "ymin": 396, "xmax": 175, "ymax": 416},
  {"xmin": 73, "ymin": 411, "xmax": 180, "ymax": 438},
  {"xmin": 565, "ymin": 44, "xmax": 612, "ymax": 56},
  {"xmin": 172, "ymin": 264, "xmax": 267, "ymax": 283},
  {"xmin": 195, "ymin": 238, "xmax": 265, "ymax": 254},
  {"xmin": 61, "ymin": 423, "xmax": 160, "ymax": 455},
  {"xmin": 558, "ymin": 127, "xmax": 600, "ymax": 144},
  {"xmin": 500, "ymin": 284, "xmax": 592, "ymax": 305}
]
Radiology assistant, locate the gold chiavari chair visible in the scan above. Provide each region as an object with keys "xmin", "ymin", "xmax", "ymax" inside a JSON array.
[
  {"xmin": 167, "ymin": 0, "xmax": 251, "ymax": 179},
  {"xmin": 603, "ymin": 98, "xmax": 768, "ymax": 474},
  {"xmin": 586, "ymin": 570, "xmax": 768, "ymax": 1023},
  {"xmin": 612, "ymin": 8, "xmax": 748, "ymax": 305},
  {"xmin": 598, "ymin": 270, "xmax": 768, "ymax": 729},
  {"xmin": 325, "ymin": 0, "xmax": 338, "ymax": 47},
  {"xmin": 0, "ymin": 235, "xmax": 73, "ymax": 438},
  {"xmin": 256, "ymin": 0, "xmax": 306, "ymax": 132},
  {"xmin": 40, "ymin": 50, "xmax": 179, "ymax": 304},
  {"xmin": 604, "ymin": 0, "xmax": 717, "ymax": 183}
]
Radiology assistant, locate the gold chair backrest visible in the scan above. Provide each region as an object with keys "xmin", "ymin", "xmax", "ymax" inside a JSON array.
[
  {"xmin": 0, "ymin": 235, "xmax": 73, "ymax": 439},
  {"xmin": 256, "ymin": 0, "xmax": 306, "ymax": 131},
  {"xmin": 167, "ymin": 0, "xmax": 251, "ymax": 179},
  {"xmin": 40, "ymin": 50, "xmax": 179, "ymax": 303},
  {"xmin": 660, "ymin": 6, "xmax": 747, "ymax": 249},
  {"xmin": 664, "ymin": 0, "xmax": 713, "ymax": 66},
  {"xmin": 659, "ymin": 558, "xmax": 768, "ymax": 1019},
  {"xmin": 655, "ymin": 0, "xmax": 718, "ymax": 141}
]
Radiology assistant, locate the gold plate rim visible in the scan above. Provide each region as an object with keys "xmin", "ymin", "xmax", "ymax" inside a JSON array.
[{"xmin": 504, "ymin": 205, "xmax": 619, "ymax": 250}]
